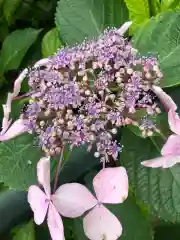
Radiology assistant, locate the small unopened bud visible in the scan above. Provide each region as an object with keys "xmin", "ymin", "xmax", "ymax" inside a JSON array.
[
  {"xmin": 145, "ymin": 72, "xmax": 151, "ymax": 79},
  {"xmin": 126, "ymin": 68, "xmax": 133, "ymax": 75},
  {"xmin": 116, "ymin": 77, "xmax": 122, "ymax": 83},
  {"xmin": 94, "ymin": 152, "xmax": 100, "ymax": 158},
  {"xmin": 85, "ymin": 90, "xmax": 91, "ymax": 96},
  {"xmin": 111, "ymin": 128, "xmax": 117, "ymax": 134}
]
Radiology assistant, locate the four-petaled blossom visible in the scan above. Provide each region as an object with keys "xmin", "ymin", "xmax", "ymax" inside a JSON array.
[
  {"xmin": 28, "ymin": 157, "xmax": 97, "ymax": 240},
  {"xmin": 28, "ymin": 157, "xmax": 128, "ymax": 240},
  {"xmin": 141, "ymin": 109, "xmax": 180, "ymax": 168},
  {"xmin": 52, "ymin": 166, "xmax": 128, "ymax": 240}
]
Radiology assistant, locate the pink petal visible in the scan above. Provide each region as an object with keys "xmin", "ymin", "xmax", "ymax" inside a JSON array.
[
  {"xmin": 34, "ymin": 58, "xmax": 51, "ymax": 68},
  {"xmin": 37, "ymin": 157, "xmax": 51, "ymax": 197},
  {"xmin": 141, "ymin": 155, "xmax": 180, "ymax": 168},
  {"xmin": 83, "ymin": 204, "xmax": 122, "ymax": 240},
  {"xmin": 47, "ymin": 202, "xmax": 64, "ymax": 240},
  {"xmin": 1, "ymin": 93, "xmax": 12, "ymax": 135},
  {"xmin": 13, "ymin": 68, "xmax": 28, "ymax": 98},
  {"xmin": 27, "ymin": 185, "xmax": 49, "ymax": 225},
  {"xmin": 116, "ymin": 21, "xmax": 132, "ymax": 36},
  {"xmin": 168, "ymin": 109, "xmax": 180, "ymax": 135},
  {"xmin": 93, "ymin": 167, "xmax": 128, "ymax": 204},
  {"xmin": 0, "ymin": 119, "xmax": 28, "ymax": 141},
  {"xmin": 152, "ymin": 86, "xmax": 177, "ymax": 112},
  {"xmin": 52, "ymin": 183, "xmax": 98, "ymax": 218},
  {"xmin": 161, "ymin": 134, "xmax": 180, "ymax": 156}
]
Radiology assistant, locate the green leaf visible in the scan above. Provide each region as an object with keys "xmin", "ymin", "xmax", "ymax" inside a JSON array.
[
  {"xmin": 0, "ymin": 133, "xmax": 43, "ymax": 190},
  {"xmin": 3, "ymin": 0, "xmax": 21, "ymax": 24},
  {"xmin": 121, "ymin": 128, "xmax": 180, "ymax": 222},
  {"xmin": 161, "ymin": 0, "xmax": 180, "ymax": 11},
  {"xmin": 55, "ymin": 0, "xmax": 128, "ymax": 45},
  {"xmin": 108, "ymin": 196, "xmax": 153, "ymax": 240},
  {"xmin": 12, "ymin": 220, "xmax": 35, "ymax": 240},
  {"xmin": 42, "ymin": 28, "xmax": 62, "ymax": 57},
  {"xmin": 0, "ymin": 190, "xmax": 29, "ymax": 234},
  {"xmin": 0, "ymin": 28, "xmax": 41, "ymax": 73},
  {"xmin": 124, "ymin": 0, "xmax": 149, "ymax": 33},
  {"xmin": 133, "ymin": 10, "xmax": 180, "ymax": 88}
]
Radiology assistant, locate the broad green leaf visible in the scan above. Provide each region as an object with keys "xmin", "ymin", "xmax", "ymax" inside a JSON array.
[
  {"xmin": 12, "ymin": 220, "xmax": 35, "ymax": 240},
  {"xmin": 124, "ymin": 0, "xmax": 149, "ymax": 33},
  {"xmin": 161, "ymin": 0, "xmax": 180, "ymax": 11},
  {"xmin": 133, "ymin": 10, "xmax": 180, "ymax": 87},
  {"xmin": 0, "ymin": 133, "xmax": 43, "ymax": 190},
  {"xmin": 108, "ymin": 196, "xmax": 153, "ymax": 240},
  {"xmin": 3, "ymin": 0, "xmax": 21, "ymax": 24},
  {"xmin": 55, "ymin": 0, "xmax": 128, "ymax": 45},
  {"xmin": 121, "ymin": 128, "xmax": 180, "ymax": 222},
  {"xmin": 42, "ymin": 28, "xmax": 62, "ymax": 57},
  {"xmin": 0, "ymin": 28, "xmax": 41, "ymax": 73},
  {"xmin": 161, "ymin": 0, "xmax": 174, "ymax": 10},
  {"xmin": 0, "ymin": 190, "xmax": 29, "ymax": 234}
]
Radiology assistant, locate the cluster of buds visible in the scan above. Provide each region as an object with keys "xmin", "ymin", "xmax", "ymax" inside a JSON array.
[{"xmin": 18, "ymin": 25, "xmax": 163, "ymax": 162}]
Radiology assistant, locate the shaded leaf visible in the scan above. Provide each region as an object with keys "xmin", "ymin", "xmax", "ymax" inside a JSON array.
[
  {"xmin": 121, "ymin": 128, "xmax": 180, "ymax": 222},
  {"xmin": 0, "ymin": 190, "xmax": 30, "ymax": 234},
  {"xmin": 149, "ymin": 0, "xmax": 161, "ymax": 15},
  {"xmin": 0, "ymin": 133, "xmax": 43, "ymax": 190},
  {"xmin": 55, "ymin": 0, "xmax": 128, "ymax": 45},
  {"xmin": 0, "ymin": 28, "xmax": 41, "ymax": 73},
  {"xmin": 12, "ymin": 220, "xmax": 35, "ymax": 240},
  {"xmin": 3, "ymin": 0, "xmax": 21, "ymax": 24},
  {"xmin": 133, "ymin": 10, "xmax": 180, "ymax": 87},
  {"xmin": 42, "ymin": 28, "xmax": 62, "ymax": 57}
]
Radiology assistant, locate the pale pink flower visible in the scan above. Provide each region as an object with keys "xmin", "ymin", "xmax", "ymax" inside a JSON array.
[
  {"xmin": 12, "ymin": 58, "xmax": 51, "ymax": 98},
  {"xmin": 52, "ymin": 167, "xmax": 128, "ymax": 239},
  {"xmin": 28, "ymin": 157, "xmax": 98, "ymax": 240},
  {"xmin": 116, "ymin": 21, "xmax": 132, "ymax": 36},
  {"xmin": 151, "ymin": 85, "xmax": 177, "ymax": 112},
  {"xmin": 28, "ymin": 157, "xmax": 128, "ymax": 240},
  {"xmin": 0, "ymin": 93, "xmax": 27, "ymax": 141},
  {"xmin": 141, "ymin": 109, "xmax": 180, "ymax": 168}
]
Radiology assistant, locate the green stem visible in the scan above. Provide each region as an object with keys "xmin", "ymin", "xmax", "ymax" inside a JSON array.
[{"xmin": 53, "ymin": 146, "xmax": 64, "ymax": 193}]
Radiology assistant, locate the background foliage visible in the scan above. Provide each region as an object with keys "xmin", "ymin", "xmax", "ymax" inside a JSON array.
[{"xmin": 1, "ymin": 0, "xmax": 180, "ymax": 239}]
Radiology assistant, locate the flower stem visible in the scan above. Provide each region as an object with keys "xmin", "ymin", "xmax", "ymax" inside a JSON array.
[{"xmin": 53, "ymin": 146, "xmax": 64, "ymax": 193}]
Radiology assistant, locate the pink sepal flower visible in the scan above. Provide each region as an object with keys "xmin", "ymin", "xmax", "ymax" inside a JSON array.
[
  {"xmin": 141, "ymin": 109, "xmax": 180, "ymax": 168},
  {"xmin": 28, "ymin": 157, "xmax": 128, "ymax": 240},
  {"xmin": 28, "ymin": 157, "xmax": 98, "ymax": 240},
  {"xmin": 52, "ymin": 167, "xmax": 128, "ymax": 239},
  {"xmin": 0, "ymin": 93, "xmax": 28, "ymax": 141},
  {"xmin": 116, "ymin": 21, "xmax": 132, "ymax": 36},
  {"xmin": 152, "ymin": 86, "xmax": 177, "ymax": 112}
]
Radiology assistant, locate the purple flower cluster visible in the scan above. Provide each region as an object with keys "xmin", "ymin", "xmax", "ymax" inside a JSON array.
[{"xmin": 21, "ymin": 28, "xmax": 163, "ymax": 162}]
